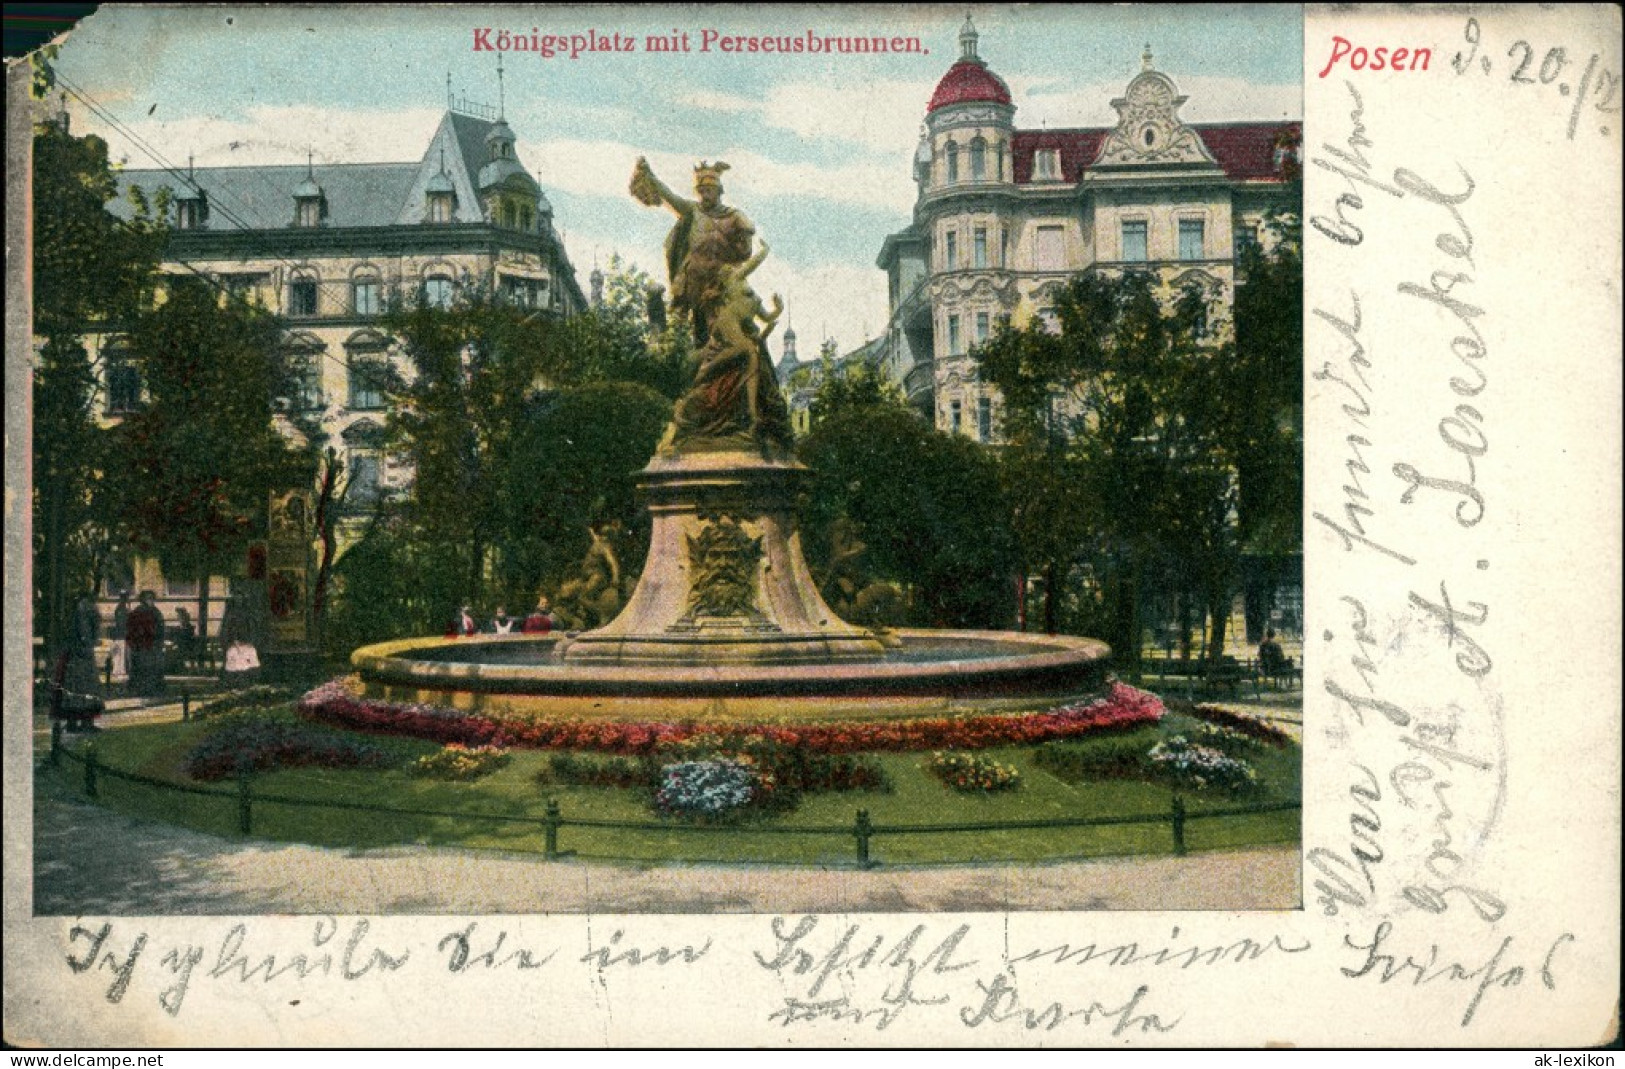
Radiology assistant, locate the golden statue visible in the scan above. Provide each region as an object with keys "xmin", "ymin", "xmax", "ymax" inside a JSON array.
[{"xmin": 631, "ymin": 158, "xmax": 792, "ymax": 451}]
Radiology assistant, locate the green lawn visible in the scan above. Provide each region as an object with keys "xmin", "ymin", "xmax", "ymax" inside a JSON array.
[{"xmin": 42, "ymin": 708, "xmax": 1299, "ymax": 867}]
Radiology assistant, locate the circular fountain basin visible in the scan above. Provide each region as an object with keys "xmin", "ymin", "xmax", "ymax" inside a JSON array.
[{"xmin": 351, "ymin": 629, "xmax": 1112, "ymax": 722}]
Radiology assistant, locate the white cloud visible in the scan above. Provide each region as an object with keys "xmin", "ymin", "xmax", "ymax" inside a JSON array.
[
  {"xmin": 679, "ymin": 78, "xmax": 937, "ymax": 154},
  {"xmin": 81, "ymin": 103, "xmax": 444, "ymax": 169},
  {"xmin": 675, "ymin": 88, "xmax": 757, "ymax": 114},
  {"xmin": 524, "ymin": 138, "xmax": 915, "ymax": 215},
  {"xmin": 1009, "ymin": 74, "xmax": 1301, "ymax": 129}
]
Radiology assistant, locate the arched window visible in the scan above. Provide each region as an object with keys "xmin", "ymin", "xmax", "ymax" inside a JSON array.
[
  {"xmin": 422, "ymin": 274, "xmax": 455, "ymax": 309},
  {"xmin": 970, "ymin": 138, "xmax": 987, "ymax": 181},
  {"xmin": 282, "ymin": 332, "xmax": 326, "ymax": 410},
  {"xmin": 345, "ymin": 331, "xmax": 392, "ymax": 410},
  {"xmin": 351, "ymin": 267, "xmax": 382, "ymax": 316},
  {"xmin": 945, "ymin": 141, "xmax": 959, "ymax": 183}
]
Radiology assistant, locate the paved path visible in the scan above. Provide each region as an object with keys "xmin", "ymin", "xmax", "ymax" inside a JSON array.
[{"xmin": 30, "ymin": 786, "xmax": 1298, "ymax": 915}]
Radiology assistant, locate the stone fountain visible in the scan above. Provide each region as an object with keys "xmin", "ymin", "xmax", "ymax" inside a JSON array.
[{"xmin": 352, "ymin": 157, "xmax": 1108, "ymax": 720}]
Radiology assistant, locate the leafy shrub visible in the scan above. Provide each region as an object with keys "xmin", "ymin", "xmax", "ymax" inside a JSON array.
[
  {"xmin": 1148, "ymin": 736, "xmax": 1260, "ymax": 794},
  {"xmin": 653, "ymin": 759, "xmax": 770, "ymax": 819},
  {"xmin": 539, "ymin": 752, "xmax": 648, "ymax": 789},
  {"xmin": 186, "ymin": 713, "xmax": 395, "ymax": 780},
  {"xmin": 1033, "ymin": 726, "xmax": 1161, "ymax": 781},
  {"xmin": 411, "ymin": 743, "xmax": 512, "ymax": 781},
  {"xmin": 654, "ymin": 731, "xmax": 889, "ymax": 794},
  {"xmin": 927, "ymin": 751, "xmax": 1021, "ymax": 794}
]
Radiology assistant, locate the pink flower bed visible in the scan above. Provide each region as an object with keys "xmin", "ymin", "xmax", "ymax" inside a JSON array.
[{"xmin": 298, "ymin": 677, "xmax": 1163, "ymax": 755}]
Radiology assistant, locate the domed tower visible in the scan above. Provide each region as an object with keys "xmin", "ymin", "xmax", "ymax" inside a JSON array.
[
  {"xmin": 922, "ymin": 15, "xmax": 1015, "ymax": 440},
  {"xmin": 479, "ymin": 117, "xmax": 543, "ymax": 231}
]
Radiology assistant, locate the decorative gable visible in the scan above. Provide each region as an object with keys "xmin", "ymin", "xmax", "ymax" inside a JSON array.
[{"xmin": 1093, "ymin": 57, "xmax": 1219, "ymax": 169}]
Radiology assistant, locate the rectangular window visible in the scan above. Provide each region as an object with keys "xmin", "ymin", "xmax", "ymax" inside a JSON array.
[
  {"xmin": 1179, "ymin": 219, "xmax": 1205, "ymax": 260},
  {"xmin": 950, "ymin": 400, "xmax": 962, "ymax": 434},
  {"xmin": 165, "ymin": 577, "xmax": 199, "ymax": 599},
  {"xmin": 977, "ymin": 397, "xmax": 992, "ymax": 441},
  {"xmin": 290, "ymin": 278, "xmax": 319, "ymax": 317},
  {"xmin": 501, "ymin": 276, "xmax": 541, "ymax": 308},
  {"xmin": 106, "ymin": 362, "xmax": 141, "ymax": 415},
  {"xmin": 1234, "ymin": 222, "xmax": 1259, "ymax": 257},
  {"xmin": 353, "ymin": 280, "xmax": 381, "ymax": 316},
  {"xmin": 348, "ymin": 360, "xmax": 388, "ymax": 410},
  {"xmin": 976, "ymin": 311, "xmax": 989, "ymax": 343},
  {"xmin": 1122, "ymin": 220, "xmax": 1148, "ymax": 262},
  {"xmin": 973, "ymin": 228, "xmax": 988, "ymax": 268},
  {"xmin": 295, "ymin": 362, "xmax": 323, "ymax": 410},
  {"xmin": 1034, "ymin": 149, "xmax": 1061, "ymax": 180},
  {"xmin": 1036, "ymin": 225, "xmax": 1064, "ymax": 271},
  {"xmin": 347, "ymin": 452, "xmax": 382, "ymax": 509},
  {"xmin": 947, "ymin": 314, "xmax": 961, "ymax": 356},
  {"xmin": 944, "ymin": 232, "xmax": 958, "ymax": 271}
]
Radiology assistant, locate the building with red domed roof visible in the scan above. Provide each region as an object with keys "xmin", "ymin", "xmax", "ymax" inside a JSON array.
[{"xmin": 876, "ymin": 17, "xmax": 1300, "ymax": 439}]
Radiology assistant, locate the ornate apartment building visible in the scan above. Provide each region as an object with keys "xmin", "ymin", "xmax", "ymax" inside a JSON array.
[
  {"xmin": 876, "ymin": 19, "xmax": 1300, "ymax": 439},
  {"xmin": 88, "ymin": 100, "xmax": 585, "ymax": 639}
]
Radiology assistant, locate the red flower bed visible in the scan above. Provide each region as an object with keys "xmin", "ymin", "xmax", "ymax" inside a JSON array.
[{"xmin": 298, "ymin": 678, "xmax": 1163, "ymax": 754}]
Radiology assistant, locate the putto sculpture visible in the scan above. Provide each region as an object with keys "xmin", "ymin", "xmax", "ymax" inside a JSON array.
[{"xmin": 631, "ymin": 157, "xmax": 793, "ymax": 452}]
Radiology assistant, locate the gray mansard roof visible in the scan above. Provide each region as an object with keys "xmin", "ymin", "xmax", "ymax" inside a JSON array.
[{"xmin": 110, "ymin": 111, "xmax": 540, "ymax": 231}]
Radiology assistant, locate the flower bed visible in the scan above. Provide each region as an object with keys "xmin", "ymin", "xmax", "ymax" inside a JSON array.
[
  {"xmin": 927, "ymin": 751, "xmax": 1021, "ymax": 794},
  {"xmin": 299, "ymin": 678, "xmax": 1163, "ymax": 755},
  {"xmin": 185, "ymin": 713, "xmax": 396, "ymax": 781},
  {"xmin": 412, "ymin": 743, "xmax": 512, "ymax": 781},
  {"xmin": 1148, "ymin": 735, "xmax": 1261, "ymax": 794},
  {"xmin": 1189, "ymin": 704, "xmax": 1292, "ymax": 746},
  {"xmin": 653, "ymin": 759, "xmax": 770, "ymax": 819}
]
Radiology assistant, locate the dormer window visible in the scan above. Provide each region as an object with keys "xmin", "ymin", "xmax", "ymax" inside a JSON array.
[
  {"xmin": 1033, "ymin": 149, "xmax": 1061, "ymax": 180},
  {"xmin": 175, "ymin": 192, "xmax": 207, "ymax": 230},
  {"xmin": 293, "ymin": 167, "xmax": 326, "ymax": 228}
]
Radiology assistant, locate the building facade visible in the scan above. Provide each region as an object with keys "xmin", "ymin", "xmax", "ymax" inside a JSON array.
[
  {"xmin": 88, "ymin": 101, "xmax": 586, "ymax": 640},
  {"xmin": 876, "ymin": 19, "xmax": 1299, "ymax": 439}
]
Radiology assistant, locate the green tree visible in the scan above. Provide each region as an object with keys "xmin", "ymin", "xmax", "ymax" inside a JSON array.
[
  {"xmin": 800, "ymin": 405, "xmax": 1017, "ymax": 627},
  {"xmin": 31, "ymin": 115, "xmax": 166, "ymax": 651},
  {"xmin": 976, "ymin": 270, "xmax": 1242, "ymax": 667},
  {"xmin": 808, "ymin": 356, "xmax": 908, "ymax": 426},
  {"xmin": 107, "ymin": 277, "xmax": 312, "ymax": 639},
  {"xmin": 368, "ymin": 288, "xmax": 675, "ymax": 637}
]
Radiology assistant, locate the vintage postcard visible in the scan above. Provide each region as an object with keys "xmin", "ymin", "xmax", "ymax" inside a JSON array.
[{"xmin": 4, "ymin": 2, "xmax": 1619, "ymax": 1049}]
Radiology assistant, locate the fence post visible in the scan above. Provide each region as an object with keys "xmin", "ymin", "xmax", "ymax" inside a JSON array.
[
  {"xmin": 236, "ymin": 757, "xmax": 253, "ymax": 836},
  {"xmin": 182, "ymin": 691, "xmax": 190, "ymax": 722},
  {"xmin": 1171, "ymin": 795, "xmax": 1187, "ymax": 856},
  {"xmin": 51, "ymin": 720, "xmax": 63, "ymax": 768},
  {"xmin": 83, "ymin": 742, "xmax": 98, "ymax": 799},
  {"xmin": 543, "ymin": 799, "xmax": 561, "ymax": 858},
  {"xmin": 854, "ymin": 809, "xmax": 875, "ymax": 869}
]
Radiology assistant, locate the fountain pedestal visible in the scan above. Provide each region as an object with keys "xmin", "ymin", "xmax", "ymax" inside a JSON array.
[{"xmin": 561, "ymin": 449, "xmax": 887, "ymax": 666}]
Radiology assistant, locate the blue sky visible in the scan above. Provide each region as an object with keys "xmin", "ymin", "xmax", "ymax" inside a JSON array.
[{"xmin": 53, "ymin": 4, "xmax": 1302, "ymax": 356}]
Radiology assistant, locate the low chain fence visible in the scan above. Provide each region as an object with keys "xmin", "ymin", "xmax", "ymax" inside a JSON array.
[{"xmin": 46, "ymin": 727, "xmax": 1300, "ymax": 869}]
